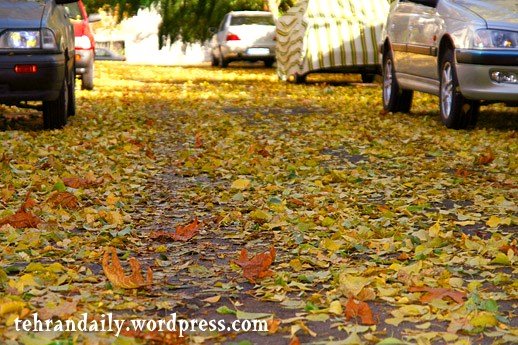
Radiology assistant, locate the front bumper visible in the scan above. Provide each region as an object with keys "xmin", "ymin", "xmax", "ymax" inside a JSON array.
[
  {"xmin": 456, "ymin": 49, "xmax": 518, "ymax": 102},
  {"xmin": 0, "ymin": 53, "xmax": 65, "ymax": 103},
  {"xmin": 75, "ymin": 49, "xmax": 94, "ymax": 74}
]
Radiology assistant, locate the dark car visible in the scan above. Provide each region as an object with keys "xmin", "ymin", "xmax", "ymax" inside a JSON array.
[
  {"xmin": 95, "ymin": 47, "xmax": 126, "ymax": 61},
  {"xmin": 64, "ymin": 0, "xmax": 100, "ymax": 90},
  {"xmin": 0, "ymin": 0, "xmax": 77, "ymax": 129}
]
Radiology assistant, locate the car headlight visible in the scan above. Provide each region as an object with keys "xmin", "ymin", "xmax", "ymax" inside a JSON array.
[
  {"xmin": 0, "ymin": 29, "xmax": 57, "ymax": 50},
  {"xmin": 473, "ymin": 29, "xmax": 517, "ymax": 49}
]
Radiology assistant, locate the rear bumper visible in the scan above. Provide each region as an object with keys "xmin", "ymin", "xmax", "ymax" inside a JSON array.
[
  {"xmin": 0, "ymin": 53, "xmax": 65, "ymax": 103},
  {"xmin": 221, "ymin": 43, "xmax": 275, "ymax": 61},
  {"xmin": 456, "ymin": 49, "xmax": 518, "ymax": 101},
  {"xmin": 75, "ymin": 49, "xmax": 94, "ymax": 74}
]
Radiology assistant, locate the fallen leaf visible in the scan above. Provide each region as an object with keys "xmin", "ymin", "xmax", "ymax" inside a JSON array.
[
  {"xmin": 289, "ymin": 335, "xmax": 300, "ymax": 345},
  {"xmin": 150, "ymin": 217, "xmax": 201, "ymax": 242},
  {"xmin": 344, "ymin": 298, "xmax": 375, "ymax": 325},
  {"xmin": 102, "ymin": 247, "xmax": 153, "ymax": 289},
  {"xmin": 409, "ymin": 286, "xmax": 466, "ymax": 304},
  {"xmin": 477, "ymin": 150, "xmax": 495, "ymax": 165},
  {"xmin": 62, "ymin": 175, "xmax": 100, "ymax": 189},
  {"xmin": 38, "ymin": 299, "xmax": 78, "ymax": 320},
  {"xmin": 233, "ymin": 246, "xmax": 276, "ymax": 283},
  {"xmin": 46, "ymin": 191, "xmax": 79, "ymax": 209},
  {"xmin": 0, "ymin": 209, "xmax": 40, "ymax": 229}
]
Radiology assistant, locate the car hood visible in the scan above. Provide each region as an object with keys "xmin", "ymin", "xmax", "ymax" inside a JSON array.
[
  {"xmin": 455, "ymin": 0, "xmax": 518, "ymax": 31},
  {"xmin": 0, "ymin": 0, "xmax": 46, "ymax": 29}
]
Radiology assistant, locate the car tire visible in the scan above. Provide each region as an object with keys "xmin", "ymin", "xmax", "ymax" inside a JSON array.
[
  {"xmin": 211, "ymin": 54, "xmax": 219, "ymax": 67},
  {"xmin": 81, "ymin": 61, "xmax": 94, "ymax": 90},
  {"xmin": 290, "ymin": 73, "xmax": 306, "ymax": 84},
  {"xmin": 67, "ymin": 65, "xmax": 76, "ymax": 116},
  {"xmin": 361, "ymin": 73, "xmax": 375, "ymax": 83},
  {"xmin": 439, "ymin": 48, "xmax": 479, "ymax": 129},
  {"xmin": 382, "ymin": 48, "xmax": 413, "ymax": 113},
  {"xmin": 264, "ymin": 59, "xmax": 274, "ymax": 68},
  {"xmin": 220, "ymin": 57, "xmax": 229, "ymax": 68},
  {"xmin": 43, "ymin": 71, "xmax": 68, "ymax": 129}
]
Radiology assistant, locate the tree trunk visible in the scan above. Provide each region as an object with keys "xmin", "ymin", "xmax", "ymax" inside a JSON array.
[{"xmin": 264, "ymin": 0, "xmax": 280, "ymax": 19}]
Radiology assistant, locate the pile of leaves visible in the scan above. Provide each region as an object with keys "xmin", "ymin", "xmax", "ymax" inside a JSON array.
[{"xmin": 0, "ymin": 63, "xmax": 516, "ymax": 345}]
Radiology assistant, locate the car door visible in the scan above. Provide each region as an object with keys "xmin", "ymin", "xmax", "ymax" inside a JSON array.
[
  {"xmin": 386, "ymin": 1, "xmax": 414, "ymax": 74},
  {"xmin": 405, "ymin": 0, "xmax": 441, "ymax": 80}
]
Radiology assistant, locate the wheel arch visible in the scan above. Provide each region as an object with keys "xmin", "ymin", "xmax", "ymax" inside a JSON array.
[{"xmin": 437, "ymin": 35, "xmax": 455, "ymax": 71}]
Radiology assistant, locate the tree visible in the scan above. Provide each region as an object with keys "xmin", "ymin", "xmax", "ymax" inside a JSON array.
[{"xmin": 83, "ymin": 0, "xmax": 295, "ymax": 44}]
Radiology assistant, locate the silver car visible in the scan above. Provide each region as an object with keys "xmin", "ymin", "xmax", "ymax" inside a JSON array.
[
  {"xmin": 380, "ymin": 0, "xmax": 518, "ymax": 129},
  {"xmin": 210, "ymin": 11, "xmax": 276, "ymax": 68}
]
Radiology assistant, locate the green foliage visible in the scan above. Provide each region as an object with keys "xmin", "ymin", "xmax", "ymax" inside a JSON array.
[{"xmin": 83, "ymin": 0, "xmax": 295, "ymax": 44}]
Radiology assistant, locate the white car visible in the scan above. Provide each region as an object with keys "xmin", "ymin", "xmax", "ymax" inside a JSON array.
[{"xmin": 210, "ymin": 11, "xmax": 276, "ymax": 67}]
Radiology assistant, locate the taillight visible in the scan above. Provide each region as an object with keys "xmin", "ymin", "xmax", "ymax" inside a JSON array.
[
  {"xmin": 14, "ymin": 64, "xmax": 38, "ymax": 73},
  {"xmin": 226, "ymin": 33, "xmax": 240, "ymax": 41}
]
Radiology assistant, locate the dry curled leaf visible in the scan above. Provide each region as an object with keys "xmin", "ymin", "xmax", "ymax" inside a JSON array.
[
  {"xmin": 344, "ymin": 298, "xmax": 376, "ymax": 325},
  {"xmin": 409, "ymin": 286, "xmax": 466, "ymax": 304},
  {"xmin": 46, "ymin": 191, "xmax": 79, "ymax": 209},
  {"xmin": 0, "ymin": 209, "xmax": 40, "ymax": 229},
  {"xmin": 477, "ymin": 150, "xmax": 495, "ymax": 165},
  {"xmin": 233, "ymin": 246, "xmax": 276, "ymax": 283},
  {"xmin": 102, "ymin": 247, "xmax": 153, "ymax": 289},
  {"xmin": 62, "ymin": 175, "xmax": 101, "ymax": 189},
  {"xmin": 150, "ymin": 217, "xmax": 201, "ymax": 242}
]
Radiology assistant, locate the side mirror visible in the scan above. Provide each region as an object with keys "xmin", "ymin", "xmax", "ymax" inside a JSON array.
[
  {"xmin": 56, "ymin": 0, "xmax": 78, "ymax": 4},
  {"xmin": 208, "ymin": 27, "xmax": 217, "ymax": 35},
  {"xmin": 88, "ymin": 13, "xmax": 102, "ymax": 23}
]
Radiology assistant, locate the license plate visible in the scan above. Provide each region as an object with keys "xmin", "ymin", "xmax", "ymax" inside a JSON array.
[{"xmin": 247, "ymin": 48, "xmax": 269, "ymax": 56}]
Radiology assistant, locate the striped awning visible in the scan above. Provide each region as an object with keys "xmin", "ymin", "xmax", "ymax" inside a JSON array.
[{"xmin": 276, "ymin": 0, "xmax": 390, "ymax": 81}]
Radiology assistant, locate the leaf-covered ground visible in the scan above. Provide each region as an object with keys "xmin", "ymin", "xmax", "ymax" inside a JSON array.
[{"xmin": 0, "ymin": 62, "xmax": 516, "ymax": 345}]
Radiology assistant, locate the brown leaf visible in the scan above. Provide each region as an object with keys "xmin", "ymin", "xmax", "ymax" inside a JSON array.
[
  {"xmin": 455, "ymin": 168, "xmax": 471, "ymax": 177},
  {"xmin": 344, "ymin": 298, "xmax": 375, "ymax": 325},
  {"xmin": 233, "ymin": 246, "xmax": 276, "ymax": 283},
  {"xmin": 499, "ymin": 244, "xmax": 518, "ymax": 255},
  {"xmin": 477, "ymin": 150, "xmax": 495, "ymax": 165},
  {"xmin": 150, "ymin": 217, "xmax": 201, "ymax": 242},
  {"xmin": 102, "ymin": 247, "xmax": 153, "ymax": 289},
  {"xmin": 0, "ymin": 209, "xmax": 40, "ymax": 229},
  {"xmin": 194, "ymin": 133, "xmax": 203, "ymax": 148},
  {"xmin": 409, "ymin": 286, "xmax": 466, "ymax": 304},
  {"xmin": 267, "ymin": 318, "xmax": 282, "ymax": 334},
  {"xmin": 21, "ymin": 191, "xmax": 37, "ymax": 211},
  {"xmin": 46, "ymin": 191, "xmax": 79, "ymax": 209},
  {"xmin": 39, "ymin": 299, "xmax": 78, "ymax": 320}
]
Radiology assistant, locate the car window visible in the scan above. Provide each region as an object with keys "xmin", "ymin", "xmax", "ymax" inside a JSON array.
[
  {"xmin": 63, "ymin": 3, "xmax": 84, "ymax": 20},
  {"xmin": 230, "ymin": 15, "xmax": 274, "ymax": 26}
]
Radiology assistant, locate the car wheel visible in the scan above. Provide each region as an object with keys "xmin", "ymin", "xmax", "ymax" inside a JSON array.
[
  {"xmin": 264, "ymin": 59, "xmax": 274, "ymax": 68},
  {"xmin": 382, "ymin": 48, "xmax": 413, "ymax": 113},
  {"xmin": 361, "ymin": 73, "xmax": 375, "ymax": 83},
  {"xmin": 43, "ymin": 71, "xmax": 68, "ymax": 129},
  {"xmin": 219, "ymin": 48, "xmax": 229, "ymax": 68},
  {"xmin": 439, "ymin": 49, "xmax": 479, "ymax": 129},
  {"xmin": 81, "ymin": 61, "xmax": 94, "ymax": 90},
  {"xmin": 211, "ymin": 54, "xmax": 219, "ymax": 67},
  {"xmin": 67, "ymin": 65, "xmax": 76, "ymax": 116}
]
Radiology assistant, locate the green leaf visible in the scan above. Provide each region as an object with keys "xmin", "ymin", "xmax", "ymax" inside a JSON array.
[{"xmin": 216, "ymin": 306, "xmax": 237, "ymax": 315}]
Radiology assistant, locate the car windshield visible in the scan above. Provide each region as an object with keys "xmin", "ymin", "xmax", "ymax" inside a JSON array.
[
  {"xmin": 230, "ymin": 15, "xmax": 274, "ymax": 26},
  {"xmin": 63, "ymin": 3, "xmax": 84, "ymax": 20}
]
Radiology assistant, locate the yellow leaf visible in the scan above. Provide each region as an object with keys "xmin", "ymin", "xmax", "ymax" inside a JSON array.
[
  {"xmin": 289, "ymin": 259, "xmax": 303, "ymax": 272},
  {"xmin": 329, "ymin": 300, "xmax": 343, "ymax": 315},
  {"xmin": 491, "ymin": 252, "xmax": 511, "ymax": 265},
  {"xmin": 428, "ymin": 222, "xmax": 441, "ymax": 237},
  {"xmin": 0, "ymin": 301, "xmax": 25, "ymax": 316},
  {"xmin": 339, "ymin": 273, "xmax": 371, "ymax": 297},
  {"xmin": 486, "ymin": 215, "xmax": 510, "ymax": 228},
  {"xmin": 470, "ymin": 312, "xmax": 498, "ymax": 328},
  {"xmin": 321, "ymin": 238, "xmax": 341, "ymax": 252},
  {"xmin": 231, "ymin": 178, "xmax": 251, "ymax": 190}
]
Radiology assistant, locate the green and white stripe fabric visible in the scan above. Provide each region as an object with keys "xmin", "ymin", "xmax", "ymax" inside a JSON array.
[{"xmin": 276, "ymin": 0, "xmax": 389, "ymax": 81}]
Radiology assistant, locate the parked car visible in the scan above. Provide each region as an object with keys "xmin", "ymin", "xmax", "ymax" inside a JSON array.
[
  {"xmin": 95, "ymin": 47, "xmax": 126, "ymax": 61},
  {"xmin": 63, "ymin": 0, "xmax": 100, "ymax": 90},
  {"xmin": 0, "ymin": 0, "xmax": 77, "ymax": 129},
  {"xmin": 276, "ymin": 0, "xmax": 390, "ymax": 83},
  {"xmin": 210, "ymin": 11, "xmax": 276, "ymax": 67},
  {"xmin": 381, "ymin": 0, "xmax": 518, "ymax": 129}
]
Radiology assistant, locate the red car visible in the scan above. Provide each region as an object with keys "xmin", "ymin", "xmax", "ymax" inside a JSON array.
[{"xmin": 64, "ymin": 0, "xmax": 100, "ymax": 90}]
